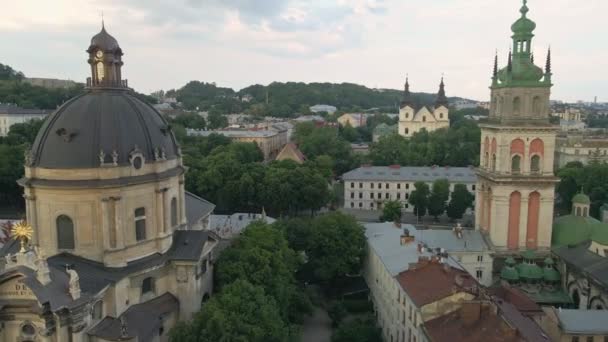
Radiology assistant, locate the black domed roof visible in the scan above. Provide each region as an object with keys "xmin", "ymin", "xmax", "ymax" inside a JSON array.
[
  {"xmin": 30, "ymin": 89, "xmax": 179, "ymax": 169},
  {"xmin": 88, "ymin": 25, "xmax": 120, "ymax": 52}
]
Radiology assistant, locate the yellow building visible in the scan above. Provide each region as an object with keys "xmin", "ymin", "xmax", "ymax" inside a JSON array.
[
  {"xmin": 0, "ymin": 24, "xmax": 217, "ymax": 342},
  {"xmin": 398, "ymin": 78, "xmax": 450, "ymax": 138},
  {"xmin": 189, "ymin": 129, "xmax": 288, "ymax": 161}
]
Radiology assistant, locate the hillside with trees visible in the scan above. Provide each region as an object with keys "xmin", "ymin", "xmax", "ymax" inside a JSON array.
[{"xmin": 165, "ymin": 80, "xmax": 473, "ymax": 118}]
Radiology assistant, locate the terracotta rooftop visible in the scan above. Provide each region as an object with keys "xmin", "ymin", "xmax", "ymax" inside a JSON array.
[
  {"xmin": 396, "ymin": 260, "xmax": 477, "ymax": 307},
  {"xmin": 423, "ymin": 302, "xmax": 523, "ymax": 342},
  {"xmin": 489, "ymin": 285, "xmax": 543, "ymax": 317}
]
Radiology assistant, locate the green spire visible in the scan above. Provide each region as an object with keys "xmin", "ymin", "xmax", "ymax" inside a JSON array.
[{"xmin": 494, "ymin": 0, "xmax": 548, "ymax": 88}]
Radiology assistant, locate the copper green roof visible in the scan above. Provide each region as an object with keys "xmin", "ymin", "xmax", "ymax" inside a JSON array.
[
  {"xmin": 521, "ymin": 249, "xmax": 536, "ymax": 260},
  {"xmin": 516, "ymin": 261, "xmax": 543, "ymax": 280},
  {"xmin": 511, "ymin": 0, "xmax": 536, "ymax": 37},
  {"xmin": 505, "ymin": 257, "xmax": 517, "ymax": 266},
  {"xmin": 591, "ymin": 224, "xmax": 608, "ymax": 245},
  {"xmin": 543, "ymin": 265, "xmax": 561, "ymax": 282},
  {"xmin": 572, "ymin": 193, "xmax": 591, "ymax": 205},
  {"xmin": 551, "ymin": 214, "xmax": 600, "ymax": 247},
  {"xmin": 501, "ymin": 265, "xmax": 520, "ymax": 282}
]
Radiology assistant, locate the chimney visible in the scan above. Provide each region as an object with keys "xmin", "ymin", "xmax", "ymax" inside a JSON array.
[
  {"xmin": 461, "ymin": 301, "xmax": 481, "ymax": 327},
  {"xmin": 417, "ymin": 243, "xmax": 423, "ymax": 253}
]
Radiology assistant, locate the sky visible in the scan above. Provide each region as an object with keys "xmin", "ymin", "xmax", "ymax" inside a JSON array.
[{"xmin": 2, "ymin": 0, "xmax": 606, "ymax": 102}]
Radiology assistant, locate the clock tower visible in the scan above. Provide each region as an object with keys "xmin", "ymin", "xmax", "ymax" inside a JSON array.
[
  {"xmin": 475, "ymin": 0, "xmax": 558, "ymax": 252},
  {"xmin": 86, "ymin": 21, "xmax": 125, "ymax": 87}
]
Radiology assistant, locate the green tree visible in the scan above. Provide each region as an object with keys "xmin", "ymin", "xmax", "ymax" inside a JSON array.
[
  {"xmin": 446, "ymin": 184, "xmax": 475, "ymax": 220},
  {"xmin": 169, "ymin": 280, "xmax": 292, "ymax": 342},
  {"xmin": 339, "ymin": 122, "xmax": 359, "ymax": 142},
  {"xmin": 331, "ymin": 316, "xmax": 383, "ymax": 342},
  {"xmin": 380, "ymin": 200, "xmax": 402, "ymax": 222},
  {"xmin": 207, "ymin": 110, "xmax": 228, "ymax": 129},
  {"xmin": 428, "ymin": 179, "xmax": 450, "ymax": 220},
  {"xmin": 214, "ymin": 222, "xmax": 310, "ymax": 322},
  {"xmin": 408, "ymin": 181, "xmax": 430, "ymax": 219},
  {"xmin": 303, "ymin": 212, "xmax": 366, "ymax": 283}
]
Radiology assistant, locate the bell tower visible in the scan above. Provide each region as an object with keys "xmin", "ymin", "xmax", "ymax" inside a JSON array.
[
  {"xmin": 86, "ymin": 21, "xmax": 126, "ymax": 88},
  {"xmin": 475, "ymin": 0, "xmax": 559, "ymax": 252}
]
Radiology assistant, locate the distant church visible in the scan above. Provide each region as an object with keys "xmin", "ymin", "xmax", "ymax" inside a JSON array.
[
  {"xmin": 0, "ymin": 24, "xmax": 217, "ymax": 341},
  {"xmin": 398, "ymin": 78, "xmax": 450, "ymax": 138}
]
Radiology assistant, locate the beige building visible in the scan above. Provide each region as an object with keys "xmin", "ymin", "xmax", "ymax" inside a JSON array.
[
  {"xmin": 539, "ymin": 308, "xmax": 608, "ymax": 342},
  {"xmin": 554, "ymin": 108, "xmax": 584, "ymax": 122},
  {"xmin": 554, "ymin": 134, "xmax": 608, "ymax": 169},
  {"xmin": 398, "ymin": 78, "xmax": 450, "ymax": 138},
  {"xmin": 0, "ymin": 25, "xmax": 218, "ymax": 342},
  {"xmin": 475, "ymin": 2, "xmax": 559, "ymax": 253},
  {"xmin": 188, "ymin": 129, "xmax": 287, "ymax": 161},
  {"xmin": 0, "ymin": 105, "xmax": 49, "ymax": 136},
  {"xmin": 342, "ymin": 166, "xmax": 476, "ymax": 212},
  {"xmin": 337, "ymin": 113, "xmax": 371, "ymax": 128},
  {"xmin": 363, "ymin": 222, "xmax": 494, "ymax": 342}
]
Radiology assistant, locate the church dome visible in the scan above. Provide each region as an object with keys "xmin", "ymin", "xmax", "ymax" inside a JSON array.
[
  {"xmin": 542, "ymin": 258, "xmax": 560, "ymax": 282},
  {"xmin": 30, "ymin": 90, "xmax": 178, "ymax": 169},
  {"xmin": 572, "ymin": 193, "xmax": 591, "ymax": 205},
  {"xmin": 88, "ymin": 25, "xmax": 120, "ymax": 52},
  {"xmin": 511, "ymin": 1, "xmax": 536, "ymax": 36},
  {"xmin": 500, "ymin": 257, "xmax": 520, "ymax": 282},
  {"xmin": 552, "ymin": 215, "xmax": 598, "ymax": 247},
  {"xmin": 591, "ymin": 224, "xmax": 608, "ymax": 245}
]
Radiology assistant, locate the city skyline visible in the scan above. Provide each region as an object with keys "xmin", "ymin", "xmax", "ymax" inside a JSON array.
[{"xmin": 2, "ymin": 0, "xmax": 606, "ymax": 102}]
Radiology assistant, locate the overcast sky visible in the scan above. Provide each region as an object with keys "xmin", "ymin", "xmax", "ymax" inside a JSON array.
[{"xmin": 2, "ymin": 0, "xmax": 606, "ymax": 102}]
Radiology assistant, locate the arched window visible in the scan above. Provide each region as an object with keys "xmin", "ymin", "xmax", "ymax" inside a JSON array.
[
  {"xmin": 142, "ymin": 277, "xmax": 155, "ymax": 295},
  {"xmin": 576, "ymin": 207, "xmax": 582, "ymax": 216},
  {"xmin": 513, "ymin": 97, "xmax": 521, "ymax": 115},
  {"xmin": 56, "ymin": 215, "xmax": 75, "ymax": 250},
  {"xmin": 530, "ymin": 155, "xmax": 541, "ymax": 173},
  {"xmin": 422, "ymin": 116, "xmax": 427, "ymax": 122},
  {"xmin": 583, "ymin": 207, "xmax": 588, "ymax": 217},
  {"xmin": 92, "ymin": 300, "xmax": 103, "ymax": 320},
  {"xmin": 511, "ymin": 155, "xmax": 521, "ymax": 173},
  {"xmin": 405, "ymin": 128, "xmax": 409, "ymax": 135},
  {"xmin": 492, "ymin": 154, "xmax": 497, "ymax": 171},
  {"xmin": 96, "ymin": 62, "xmax": 105, "ymax": 82},
  {"xmin": 484, "ymin": 152, "xmax": 489, "ymax": 168},
  {"xmin": 135, "ymin": 208, "xmax": 146, "ymax": 241},
  {"xmin": 439, "ymin": 113, "xmax": 444, "ymax": 119},
  {"xmin": 405, "ymin": 113, "xmax": 409, "ymax": 119},
  {"xmin": 171, "ymin": 197, "xmax": 178, "ymax": 227},
  {"xmin": 532, "ymin": 96, "xmax": 541, "ymax": 115},
  {"xmin": 492, "ymin": 97, "xmax": 497, "ymax": 114}
]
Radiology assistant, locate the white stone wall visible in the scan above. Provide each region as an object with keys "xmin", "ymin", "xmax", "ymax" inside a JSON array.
[
  {"xmin": 343, "ymin": 179, "xmax": 476, "ymax": 212},
  {"xmin": 398, "ymin": 105, "xmax": 449, "ymax": 138}
]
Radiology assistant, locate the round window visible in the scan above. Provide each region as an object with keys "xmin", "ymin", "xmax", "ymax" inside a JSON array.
[
  {"xmin": 21, "ymin": 323, "xmax": 36, "ymax": 336},
  {"xmin": 132, "ymin": 156, "xmax": 143, "ymax": 170}
]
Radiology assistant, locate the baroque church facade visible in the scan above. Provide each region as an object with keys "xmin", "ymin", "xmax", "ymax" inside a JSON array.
[
  {"xmin": 398, "ymin": 78, "xmax": 450, "ymax": 138},
  {"xmin": 0, "ymin": 25, "xmax": 217, "ymax": 341},
  {"xmin": 474, "ymin": 0, "xmax": 558, "ymax": 253}
]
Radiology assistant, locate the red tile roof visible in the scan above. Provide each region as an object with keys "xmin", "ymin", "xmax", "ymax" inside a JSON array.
[
  {"xmin": 423, "ymin": 302, "xmax": 523, "ymax": 342},
  {"xmin": 396, "ymin": 261, "xmax": 477, "ymax": 307}
]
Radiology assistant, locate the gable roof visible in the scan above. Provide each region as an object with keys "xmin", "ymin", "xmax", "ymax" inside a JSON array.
[
  {"xmin": 396, "ymin": 262, "xmax": 477, "ymax": 307},
  {"xmin": 275, "ymin": 143, "xmax": 306, "ymax": 163},
  {"xmin": 185, "ymin": 191, "xmax": 215, "ymax": 227}
]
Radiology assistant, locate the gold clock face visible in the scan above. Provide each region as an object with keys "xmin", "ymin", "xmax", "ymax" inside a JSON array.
[{"xmin": 96, "ymin": 50, "xmax": 103, "ymax": 58}]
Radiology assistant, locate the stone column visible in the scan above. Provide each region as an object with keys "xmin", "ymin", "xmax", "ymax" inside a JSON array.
[
  {"xmin": 179, "ymin": 179, "xmax": 187, "ymax": 226},
  {"xmin": 113, "ymin": 197, "xmax": 124, "ymax": 249},
  {"xmin": 518, "ymin": 194, "xmax": 529, "ymax": 250},
  {"xmin": 155, "ymin": 188, "xmax": 165, "ymax": 235},
  {"xmin": 24, "ymin": 195, "xmax": 38, "ymax": 245},
  {"xmin": 101, "ymin": 198, "xmax": 111, "ymax": 250}
]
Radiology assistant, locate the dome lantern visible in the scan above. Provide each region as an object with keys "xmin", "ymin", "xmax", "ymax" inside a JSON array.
[{"xmin": 86, "ymin": 22, "xmax": 127, "ymax": 89}]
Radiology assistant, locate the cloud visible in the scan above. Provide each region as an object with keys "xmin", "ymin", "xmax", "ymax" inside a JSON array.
[{"xmin": 1, "ymin": 0, "xmax": 606, "ymax": 101}]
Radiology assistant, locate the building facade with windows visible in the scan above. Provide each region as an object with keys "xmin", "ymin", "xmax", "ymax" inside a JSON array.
[
  {"xmin": 0, "ymin": 25, "xmax": 217, "ymax": 342},
  {"xmin": 0, "ymin": 105, "xmax": 49, "ymax": 136},
  {"xmin": 188, "ymin": 128, "xmax": 287, "ymax": 161},
  {"xmin": 554, "ymin": 134, "xmax": 608, "ymax": 169},
  {"xmin": 398, "ymin": 78, "xmax": 450, "ymax": 138},
  {"xmin": 363, "ymin": 222, "xmax": 485, "ymax": 342},
  {"xmin": 475, "ymin": 0, "xmax": 558, "ymax": 253},
  {"xmin": 342, "ymin": 166, "xmax": 476, "ymax": 212}
]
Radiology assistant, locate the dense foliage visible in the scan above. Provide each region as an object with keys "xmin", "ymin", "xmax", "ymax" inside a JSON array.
[
  {"xmin": 293, "ymin": 122, "xmax": 358, "ymax": 175},
  {"xmin": 331, "ymin": 315, "xmax": 383, "ymax": 342},
  {"xmin": 0, "ymin": 119, "xmax": 44, "ymax": 211},
  {"xmin": 182, "ymin": 133, "xmax": 331, "ymax": 216},
  {"xmin": 0, "ymin": 80, "xmax": 84, "ymax": 109},
  {"xmin": 169, "ymin": 80, "xmax": 468, "ymax": 118},
  {"xmin": 170, "ymin": 279, "xmax": 293, "ymax": 342},
  {"xmin": 447, "ymin": 184, "xmax": 475, "ymax": 220},
  {"xmin": 557, "ymin": 161, "xmax": 608, "ymax": 218},
  {"xmin": 369, "ymin": 119, "xmax": 481, "ymax": 167},
  {"xmin": 380, "ymin": 200, "xmax": 403, "ymax": 222},
  {"xmin": 277, "ymin": 212, "xmax": 366, "ymax": 285},
  {"xmin": 0, "ymin": 63, "xmax": 24, "ymax": 81}
]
